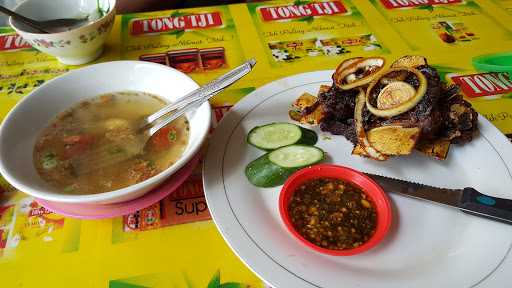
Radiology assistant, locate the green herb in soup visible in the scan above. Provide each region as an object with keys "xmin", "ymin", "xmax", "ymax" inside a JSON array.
[{"xmin": 33, "ymin": 92, "xmax": 189, "ymax": 195}]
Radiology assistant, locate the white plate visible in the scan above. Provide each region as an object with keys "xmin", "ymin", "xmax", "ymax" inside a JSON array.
[{"xmin": 203, "ymin": 71, "xmax": 512, "ymax": 288}]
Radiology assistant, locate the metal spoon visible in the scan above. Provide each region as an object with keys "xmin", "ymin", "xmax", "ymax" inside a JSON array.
[
  {"xmin": 0, "ymin": 5, "xmax": 89, "ymax": 34},
  {"xmin": 72, "ymin": 59, "xmax": 257, "ymax": 175}
]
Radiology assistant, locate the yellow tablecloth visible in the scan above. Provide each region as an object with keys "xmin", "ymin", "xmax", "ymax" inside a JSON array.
[{"xmin": 1, "ymin": 1, "xmax": 512, "ymax": 287}]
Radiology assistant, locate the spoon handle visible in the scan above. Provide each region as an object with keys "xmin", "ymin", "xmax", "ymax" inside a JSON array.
[
  {"xmin": 0, "ymin": 5, "xmax": 49, "ymax": 33},
  {"xmin": 145, "ymin": 59, "xmax": 255, "ymax": 125},
  {"xmin": 146, "ymin": 59, "xmax": 256, "ymax": 137}
]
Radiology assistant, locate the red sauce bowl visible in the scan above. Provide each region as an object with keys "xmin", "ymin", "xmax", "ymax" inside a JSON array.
[{"xmin": 279, "ymin": 164, "xmax": 392, "ymax": 256}]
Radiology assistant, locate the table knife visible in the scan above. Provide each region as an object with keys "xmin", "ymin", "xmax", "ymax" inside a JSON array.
[{"xmin": 367, "ymin": 173, "xmax": 512, "ymax": 224}]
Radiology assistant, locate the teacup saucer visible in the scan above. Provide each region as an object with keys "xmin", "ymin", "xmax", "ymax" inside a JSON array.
[{"xmin": 36, "ymin": 153, "xmax": 200, "ymax": 219}]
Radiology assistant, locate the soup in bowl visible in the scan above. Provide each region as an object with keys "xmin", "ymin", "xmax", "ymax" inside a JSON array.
[
  {"xmin": 33, "ymin": 91, "xmax": 190, "ymax": 195},
  {"xmin": 0, "ymin": 61, "xmax": 211, "ymax": 204}
]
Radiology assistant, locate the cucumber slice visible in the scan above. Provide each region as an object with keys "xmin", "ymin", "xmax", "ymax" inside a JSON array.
[
  {"xmin": 245, "ymin": 145, "xmax": 324, "ymax": 187},
  {"xmin": 247, "ymin": 122, "xmax": 317, "ymax": 150},
  {"xmin": 268, "ymin": 145, "xmax": 324, "ymax": 168}
]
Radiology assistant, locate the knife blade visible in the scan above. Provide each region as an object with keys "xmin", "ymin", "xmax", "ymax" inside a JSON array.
[{"xmin": 366, "ymin": 173, "xmax": 512, "ymax": 225}]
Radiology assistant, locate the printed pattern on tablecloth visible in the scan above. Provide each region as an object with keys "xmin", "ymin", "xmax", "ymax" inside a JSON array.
[
  {"xmin": 1, "ymin": 2, "xmax": 510, "ymax": 287},
  {"xmin": 369, "ymin": 0, "xmax": 512, "ymax": 53},
  {"xmin": 120, "ymin": 6, "xmax": 245, "ymax": 84},
  {"xmin": 0, "ymin": 27, "xmax": 69, "ymax": 120},
  {"xmin": 122, "ymin": 171, "xmax": 210, "ymax": 232},
  {"xmin": 247, "ymin": 0, "xmax": 390, "ymax": 69},
  {"xmin": 0, "ymin": 181, "xmax": 81, "ymax": 259}
]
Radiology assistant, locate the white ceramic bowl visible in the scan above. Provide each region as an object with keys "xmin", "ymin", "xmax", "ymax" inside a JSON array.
[
  {"xmin": 0, "ymin": 61, "xmax": 211, "ymax": 204},
  {"xmin": 9, "ymin": 0, "xmax": 116, "ymax": 65}
]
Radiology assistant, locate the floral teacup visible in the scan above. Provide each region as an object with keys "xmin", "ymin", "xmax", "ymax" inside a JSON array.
[{"xmin": 9, "ymin": 0, "xmax": 116, "ymax": 65}]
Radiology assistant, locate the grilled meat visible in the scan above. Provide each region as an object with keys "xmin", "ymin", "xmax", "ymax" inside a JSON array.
[
  {"xmin": 318, "ymin": 86, "xmax": 358, "ymax": 144},
  {"xmin": 295, "ymin": 56, "xmax": 479, "ymax": 160}
]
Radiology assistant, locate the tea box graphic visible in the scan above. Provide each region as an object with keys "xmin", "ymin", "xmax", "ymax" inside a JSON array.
[
  {"xmin": 124, "ymin": 203, "xmax": 162, "ymax": 231},
  {"xmin": 7, "ymin": 198, "xmax": 65, "ymax": 248},
  {"xmin": 431, "ymin": 21, "xmax": 478, "ymax": 44},
  {"xmin": 0, "ymin": 195, "xmax": 82, "ymax": 259},
  {"xmin": 139, "ymin": 47, "xmax": 227, "ymax": 74}
]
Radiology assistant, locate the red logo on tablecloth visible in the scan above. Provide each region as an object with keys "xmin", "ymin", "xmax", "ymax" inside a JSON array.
[
  {"xmin": 451, "ymin": 72, "xmax": 512, "ymax": 98},
  {"xmin": 28, "ymin": 206, "xmax": 52, "ymax": 217},
  {"xmin": 131, "ymin": 12, "xmax": 223, "ymax": 35},
  {"xmin": 0, "ymin": 34, "xmax": 31, "ymax": 51},
  {"xmin": 259, "ymin": 1, "xmax": 347, "ymax": 21},
  {"xmin": 380, "ymin": 0, "xmax": 462, "ymax": 9}
]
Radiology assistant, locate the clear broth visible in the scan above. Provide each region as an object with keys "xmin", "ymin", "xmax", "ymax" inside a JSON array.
[{"xmin": 33, "ymin": 92, "xmax": 189, "ymax": 195}]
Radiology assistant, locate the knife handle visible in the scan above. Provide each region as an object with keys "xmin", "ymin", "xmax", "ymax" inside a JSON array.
[{"xmin": 460, "ymin": 187, "xmax": 512, "ymax": 224}]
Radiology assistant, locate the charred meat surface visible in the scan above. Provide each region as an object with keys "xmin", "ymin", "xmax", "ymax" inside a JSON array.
[
  {"xmin": 440, "ymin": 87, "xmax": 478, "ymax": 144},
  {"xmin": 318, "ymin": 86, "xmax": 358, "ymax": 144},
  {"xmin": 290, "ymin": 55, "xmax": 479, "ymax": 160}
]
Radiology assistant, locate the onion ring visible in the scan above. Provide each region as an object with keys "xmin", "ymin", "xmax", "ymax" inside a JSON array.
[{"xmin": 366, "ymin": 67, "xmax": 427, "ymax": 118}]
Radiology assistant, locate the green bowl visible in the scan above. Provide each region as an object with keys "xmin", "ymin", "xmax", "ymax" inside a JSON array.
[{"xmin": 472, "ymin": 52, "xmax": 512, "ymax": 74}]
